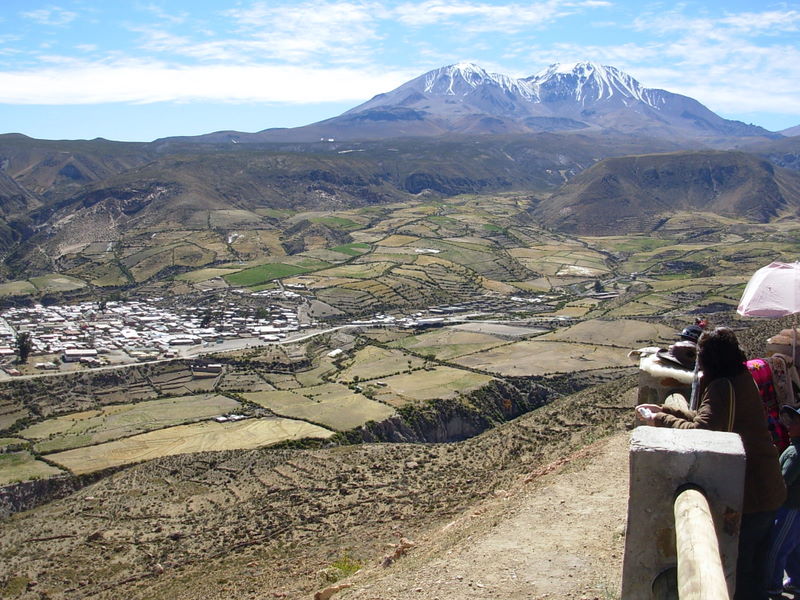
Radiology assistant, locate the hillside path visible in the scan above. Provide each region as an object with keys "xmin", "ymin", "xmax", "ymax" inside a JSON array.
[{"xmin": 339, "ymin": 432, "xmax": 630, "ymax": 600}]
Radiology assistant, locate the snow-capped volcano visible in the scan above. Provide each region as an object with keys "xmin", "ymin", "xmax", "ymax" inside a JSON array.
[
  {"xmin": 176, "ymin": 61, "xmax": 778, "ymax": 144},
  {"xmin": 334, "ymin": 61, "xmax": 773, "ymax": 141}
]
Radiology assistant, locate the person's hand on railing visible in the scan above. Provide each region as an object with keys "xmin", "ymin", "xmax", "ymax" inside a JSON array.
[{"xmin": 635, "ymin": 404, "xmax": 662, "ymax": 426}]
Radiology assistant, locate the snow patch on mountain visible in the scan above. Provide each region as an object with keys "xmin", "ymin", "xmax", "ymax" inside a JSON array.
[
  {"xmin": 525, "ymin": 62, "xmax": 654, "ymax": 107},
  {"xmin": 423, "ymin": 62, "xmax": 536, "ymax": 100}
]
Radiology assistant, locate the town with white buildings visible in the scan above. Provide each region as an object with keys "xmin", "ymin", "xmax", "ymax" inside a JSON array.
[{"xmin": 0, "ymin": 283, "xmax": 565, "ymax": 377}]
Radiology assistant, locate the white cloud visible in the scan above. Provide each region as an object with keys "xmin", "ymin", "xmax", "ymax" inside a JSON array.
[
  {"xmin": 124, "ymin": 2, "xmax": 385, "ymax": 66},
  {"xmin": 20, "ymin": 6, "xmax": 78, "ymax": 26},
  {"xmin": 2, "ymin": 0, "xmax": 798, "ymax": 127},
  {"xmin": 221, "ymin": 1, "xmax": 383, "ymax": 63},
  {"xmin": 137, "ymin": 3, "xmax": 188, "ymax": 25},
  {"xmin": 718, "ymin": 10, "xmax": 800, "ymax": 34},
  {"xmin": 394, "ymin": 0, "xmax": 610, "ymax": 30},
  {"xmin": 0, "ymin": 61, "xmax": 415, "ymax": 105}
]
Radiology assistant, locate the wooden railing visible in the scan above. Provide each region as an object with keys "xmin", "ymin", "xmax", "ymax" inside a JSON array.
[
  {"xmin": 673, "ymin": 485, "xmax": 729, "ymax": 599},
  {"xmin": 621, "ymin": 427, "xmax": 745, "ymax": 599}
]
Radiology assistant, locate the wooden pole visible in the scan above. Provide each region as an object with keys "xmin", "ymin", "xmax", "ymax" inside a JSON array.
[{"xmin": 673, "ymin": 487, "xmax": 730, "ymax": 600}]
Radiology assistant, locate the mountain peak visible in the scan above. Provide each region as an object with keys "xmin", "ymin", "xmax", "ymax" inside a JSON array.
[
  {"xmin": 423, "ymin": 63, "xmax": 535, "ymax": 99},
  {"xmin": 229, "ymin": 60, "xmax": 777, "ymax": 143},
  {"xmin": 534, "ymin": 61, "xmax": 604, "ymax": 77},
  {"xmin": 526, "ymin": 61, "xmax": 648, "ymax": 106}
]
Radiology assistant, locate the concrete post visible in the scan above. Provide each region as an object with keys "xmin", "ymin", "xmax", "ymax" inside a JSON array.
[{"xmin": 621, "ymin": 427, "xmax": 745, "ymax": 599}]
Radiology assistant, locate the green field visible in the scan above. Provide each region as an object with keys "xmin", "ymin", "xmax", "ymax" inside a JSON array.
[
  {"xmin": 0, "ymin": 451, "xmax": 64, "ymax": 485},
  {"xmin": 29, "ymin": 274, "xmax": 87, "ymax": 293},
  {"xmin": 309, "ymin": 216, "xmax": 362, "ymax": 230},
  {"xmin": 0, "ymin": 280, "xmax": 37, "ymax": 297},
  {"xmin": 175, "ymin": 267, "xmax": 242, "ymax": 283},
  {"xmin": 224, "ymin": 263, "xmax": 313, "ymax": 286},
  {"xmin": 330, "ymin": 242, "xmax": 371, "ymax": 256}
]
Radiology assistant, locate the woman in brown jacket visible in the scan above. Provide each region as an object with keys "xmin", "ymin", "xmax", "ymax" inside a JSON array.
[{"xmin": 637, "ymin": 327, "xmax": 786, "ymax": 600}]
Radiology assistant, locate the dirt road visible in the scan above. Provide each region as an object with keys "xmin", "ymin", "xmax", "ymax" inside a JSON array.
[{"xmin": 338, "ymin": 432, "xmax": 629, "ymax": 600}]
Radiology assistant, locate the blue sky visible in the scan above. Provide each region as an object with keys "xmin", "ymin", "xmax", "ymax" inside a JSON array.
[{"xmin": 1, "ymin": 0, "xmax": 799, "ymax": 142}]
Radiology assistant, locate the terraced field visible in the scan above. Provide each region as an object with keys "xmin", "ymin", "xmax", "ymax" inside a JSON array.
[
  {"xmin": 244, "ymin": 388, "xmax": 395, "ymax": 431},
  {"xmin": 4, "ymin": 192, "xmax": 800, "ymax": 488},
  {"xmin": 20, "ymin": 394, "xmax": 241, "ymax": 453},
  {"xmin": 47, "ymin": 418, "xmax": 335, "ymax": 475},
  {"xmin": 453, "ymin": 339, "xmax": 631, "ymax": 376},
  {"xmin": 0, "ymin": 451, "xmax": 64, "ymax": 485}
]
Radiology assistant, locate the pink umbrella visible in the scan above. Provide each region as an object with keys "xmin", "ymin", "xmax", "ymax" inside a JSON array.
[
  {"xmin": 737, "ymin": 261, "xmax": 800, "ymax": 353},
  {"xmin": 738, "ymin": 261, "xmax": 800, "ymax": 318}
]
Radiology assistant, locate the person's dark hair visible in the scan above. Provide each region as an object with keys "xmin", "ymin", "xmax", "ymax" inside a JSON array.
[{"xmin": 697, "ymin": 327, "xmax": 747, "ymax": 380}]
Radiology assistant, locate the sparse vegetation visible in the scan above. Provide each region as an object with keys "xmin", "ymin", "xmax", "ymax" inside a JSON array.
[{"xmin": 1, "ymin": 130, "xmax": 799, "ymax": 598}]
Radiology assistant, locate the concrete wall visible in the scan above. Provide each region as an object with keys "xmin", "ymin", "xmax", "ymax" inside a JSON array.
[{"xmin": 621, "ymin": 427, "xmax": 745, "ymax": 599}]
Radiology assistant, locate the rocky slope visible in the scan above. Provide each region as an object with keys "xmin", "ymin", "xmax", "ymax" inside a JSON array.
[{"xmin": 0, "ymin": 372, "xmax": 637, "ymax": 600}]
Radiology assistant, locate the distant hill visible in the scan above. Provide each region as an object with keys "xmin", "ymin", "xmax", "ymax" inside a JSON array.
[
  {"xmin": 740, "ymin": 134, "xmax": 800, "ymax": 172},
  {"xmin": 534, "ymin": 150, "xmax": 800, "ymax": 234},
  {"xmin": 2, "ymin": 132, "xmax": 686, "ymax": 276},
  {"xmin": 0, "ymin": 134, "xmax": 153, "ymax": 200},
  {"xmin": 155, "ymin": 62, "xmax": 780, "ymax": 147}
]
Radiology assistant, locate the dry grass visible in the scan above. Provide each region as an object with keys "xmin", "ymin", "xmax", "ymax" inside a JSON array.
[{"xmin": 47, "ymin": 418, "xmax": 334, "ymax": 474}]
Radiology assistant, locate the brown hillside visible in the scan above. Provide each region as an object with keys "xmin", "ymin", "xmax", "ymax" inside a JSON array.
[
  {"xmin": 0, "ymin": 373, "xmax": 638, "ymax": 600},
  {"xmin": 535, "ymin": 150, "xmax": 800, "ymax": 234},
  {"xmin": 0, "ymin": 316, "xmax": 790, "ymax": 599}
]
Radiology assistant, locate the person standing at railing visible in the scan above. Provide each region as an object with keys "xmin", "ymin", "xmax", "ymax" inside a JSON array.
[
  {"xmin": 765, "ymin": 405, "xmax": 800, "ymax": 598},
  {"xmin": 636, "ymin": 327, "xmax": 786, "ymax": 600}
]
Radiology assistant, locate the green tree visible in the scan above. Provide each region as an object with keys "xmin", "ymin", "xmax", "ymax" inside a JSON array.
[{"xmin": 15, "ymin": 332, "xmax": 33, "ymax": 364}]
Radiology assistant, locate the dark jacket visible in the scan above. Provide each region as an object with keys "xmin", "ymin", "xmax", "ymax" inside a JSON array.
[
  {"xmin": 654, "ymin": 370, "xmax": 787, "ymax": 514},
  {"xmin": 780, "ymin": 439, "xmax": 800, "ymax": 509}
]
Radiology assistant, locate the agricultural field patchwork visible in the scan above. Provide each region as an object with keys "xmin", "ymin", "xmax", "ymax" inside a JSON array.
[
  {"xmin": 2, "ymin": 192, "xmax": 798, "ymax": 489},
  {"xmin": 370, "ymin": 366, "xmax": 495, "ymax": 407},
  {"xmin": 47, "ymin": 418, "xmax": 335, "ymax": 475},
  {"xmin": 0, "ymin": 401, "xmax": 29, "ymax": 431},
  {"xmin": 539, "ymin": 319, "xmax": 677, "ymax": 348},
  {"xmin": 19, "ymin": 394, "xmax": 241, "ymax": 453},
  {"xmin": 453, "ymin": 340, "xmax": 632, "ymax": 376},
  {"xmin": 336, "ymin": 346, "xmax": 426, "ymax": 381},
  {"xmin": 244, "ymin": 389, "xmax": 395, "ymax": 431},
  {"xmin": 388, "ymin": 328, "xmax": 511, "ymax": 360}
]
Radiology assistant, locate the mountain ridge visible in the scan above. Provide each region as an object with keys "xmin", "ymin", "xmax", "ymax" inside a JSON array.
[
  {"xmin": 153, "ymin": 61, "xmax": 781, "ymax": 146},
  {"xmin": 535, "ymin": 149, "xmax": 800, "ymax": 234}
]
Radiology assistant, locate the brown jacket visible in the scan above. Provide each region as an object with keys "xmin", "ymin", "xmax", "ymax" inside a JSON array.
[{"xmin": 654, "ymin": 370, "xmax": 786, "ymax": 514}]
